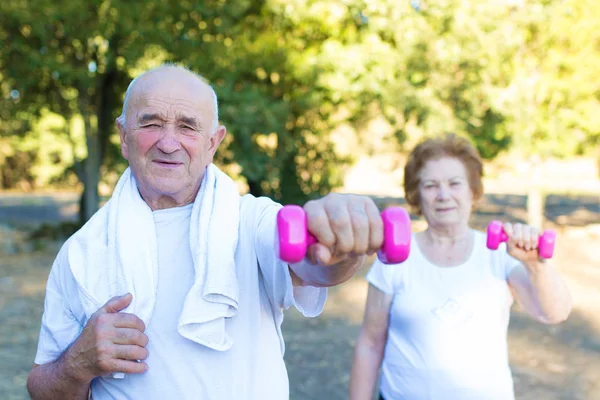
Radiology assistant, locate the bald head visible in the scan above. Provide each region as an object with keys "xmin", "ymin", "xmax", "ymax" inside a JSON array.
[{"xmin": 116, "ymin": 64, "xmax": 219, "ymax": 135}]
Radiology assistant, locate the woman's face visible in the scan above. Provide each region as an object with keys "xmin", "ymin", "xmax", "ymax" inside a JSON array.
[{"xmin": 418, "ymin": 157, "xmax": 474, "ymax": 229}]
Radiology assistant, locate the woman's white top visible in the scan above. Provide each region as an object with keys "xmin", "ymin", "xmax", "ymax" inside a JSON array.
[{"xmin": 367, "ymin": 231, "xmax": 521, "ymax": 400}]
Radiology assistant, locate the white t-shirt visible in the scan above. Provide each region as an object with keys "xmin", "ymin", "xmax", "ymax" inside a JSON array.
[
  {"xmin": 34, "ymin": 194, "xmax": 327, "ymax": 400},
  {"xmin": 367, "ymin": 231, "xmax": 521, "ymax": 400}
]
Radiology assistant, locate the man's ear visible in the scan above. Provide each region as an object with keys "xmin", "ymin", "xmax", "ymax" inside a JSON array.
[
  {"xmin": 208, "ymin": 125, "xmax": 227, "ymax": 158},
  {"xmin": 117, "ymin": 119, "xmax": 129, "ymax": 160}
]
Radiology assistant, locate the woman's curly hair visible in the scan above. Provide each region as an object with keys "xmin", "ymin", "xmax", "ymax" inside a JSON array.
[{"xmin": 403, "ymin": 133, "xmax": 484, "ymax": 215}]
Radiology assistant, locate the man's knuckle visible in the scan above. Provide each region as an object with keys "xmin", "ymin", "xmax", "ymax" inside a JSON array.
[
  {"xmin": 355, "ymin": 244, "xmax": 368, "ymax": 254},
  {"xmin": 132, "ymin": 330, "xmax": 142, "ymax": 342},
  {"xmin": 93, "ymin": 325, "xmax": 107, "ymax": 340},
  {"xmin": 330, "ymin": 212, "xmax": 350, "ymax": 228},
  {"xmin": 352, "ymin": 215, "xmax": 369, "ymax": 231},
  {"xmin": 97, "ymin": 343, "xmax": 111, "ymax": 357},
  {"xmin": 304, "ymin": 199, "xmax": 318, "ymax": 211},
  {"xmin": 122, "ymin": 346, "xmax": 134, "ymax": 359},
  {"xmin": 308, "ymin": 215, "xmax": 330, "ymax": 235},
  {"xmin": 372, "ymin": 217, "xmax": 384, "ymax": 232},
  {"xmin": 97, "ymin": 359, "xmax": 112, "ymax": 372},
  {"xmin": 336, "ymin": 238, "xmax": 354, "ymax": 253},
  {"xmin": 96, "ymin": 313, "xmax": 112, "ymax": 326}
]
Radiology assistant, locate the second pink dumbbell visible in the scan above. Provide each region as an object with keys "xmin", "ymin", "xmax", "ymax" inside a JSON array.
[
  {"xmin": 486, "ymin": 220, "xmax": 556, "ymax": 259},
  {"xmin": 277, "ymin": 205, "xmax": 411, "ymax": 264}
]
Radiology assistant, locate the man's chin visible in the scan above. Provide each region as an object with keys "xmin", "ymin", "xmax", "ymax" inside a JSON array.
[{"xmin": 149, "ymin": 179, "xmax": 189, "ymax": 196}]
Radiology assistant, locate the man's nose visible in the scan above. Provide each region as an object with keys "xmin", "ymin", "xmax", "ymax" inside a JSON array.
[{"xmin": 156, "ymin": 125, "xmax": 182, "ymax": 154}]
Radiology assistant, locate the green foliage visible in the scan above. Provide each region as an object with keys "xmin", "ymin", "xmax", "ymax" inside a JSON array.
[
  {"xmin": 0, "ymin": 0, "xmax": 375, "ymax": 206},
  {"xmin": 1, "ymin": 0, "xmax": 598, "ymax": 208},
  {"xmin": 167, "ymin": 0, "xmax": 384, "ymax": 202},
  {"xmin": 506, "ymin": 0, "xmax": 600, "ymax": 157},
  {"xmin": 339, "ymin": 0, "xmax": 599, "ymax": 159}
]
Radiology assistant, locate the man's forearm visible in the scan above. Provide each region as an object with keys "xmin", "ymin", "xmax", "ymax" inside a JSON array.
[
  {"xmin": 27, "ymin": 356, "xmax": 91, "ymax": 400},
  {"xmin": 525, "ymin": 261, "xmax": 572, "ymax": 324},
  {"xmin": 290, "ymin": 255, "xmax": 366, "ymax": 287}
]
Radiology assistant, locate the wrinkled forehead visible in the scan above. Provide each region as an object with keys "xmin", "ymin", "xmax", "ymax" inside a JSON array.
[
  {"xmin": 127, "ymin": 71, "xmax": 214, "ymax": 121},
  {"xmin": 419, "ymin": 157, "xmax": 468, "ymax": 181}
]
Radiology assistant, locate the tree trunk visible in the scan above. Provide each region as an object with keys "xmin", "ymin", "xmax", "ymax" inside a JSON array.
[
  {"xmin": 82, "ymin": 113, "xmax": 101, "ymax": 223},
  {"xmin": 98, "ymin": 46, "xmax": 120, "ymax": 162},
  {"xmin": 279, "ymin": 152, "xmax": 307, "ymax": 206},
  {"xmin": 77, "ymin": 56, "xmax": 120, "ymax": 225},
  {"xmin": 247, "ymin": 179, "xmax": 264, "ymax": 197},
  {"xmin": 527, "ymin": 159, "xmax": 544, "ymax": 229}
]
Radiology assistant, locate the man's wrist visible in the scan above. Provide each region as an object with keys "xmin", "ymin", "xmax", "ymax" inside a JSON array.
[
  {"xmin": 59, "ymin": 345, "xmax": 93, "ymax": 385},
  {"xmin": 289, "ymin": 266, "xmax": 308, "ymax": 287},
  {"xmin": 289, "ymin": 260, "xmax": 327, "ymax": 287}
]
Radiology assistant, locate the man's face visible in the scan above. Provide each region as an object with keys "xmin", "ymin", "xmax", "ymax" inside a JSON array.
[{"xmin": 118, "ymin": 69, "xmax": 226, "ymax": 208}]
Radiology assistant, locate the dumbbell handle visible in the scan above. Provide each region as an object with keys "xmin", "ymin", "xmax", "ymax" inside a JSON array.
[
  {"xmin": 305, "ymin": 233, "xmax": 318, "ymax": 247},
  {"xmin": 277, "ymin": 205, "xmax": 411, "ymax": 264},
  {"xmin": 486, "ymin": 220, "xmax": 556, "ymax": 259}
]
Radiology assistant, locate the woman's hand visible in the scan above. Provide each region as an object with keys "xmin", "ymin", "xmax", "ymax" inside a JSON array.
[{"xmin": 502, "ymin": 222, "xmax": 545, "ymax": 268}]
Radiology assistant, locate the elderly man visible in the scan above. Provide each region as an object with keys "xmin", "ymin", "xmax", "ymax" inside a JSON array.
[{"xmin": 26, "ymin": 64, "xmax": 387, "ymax": 399}]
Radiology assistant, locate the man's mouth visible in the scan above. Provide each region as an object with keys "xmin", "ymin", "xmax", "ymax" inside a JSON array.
[{"xmin": 153, "ymin": 160, "xmax": 183, "ymax": 168}]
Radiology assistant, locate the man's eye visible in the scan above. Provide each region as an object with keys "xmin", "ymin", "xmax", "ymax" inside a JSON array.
[
  {"xmin": 142, "ymin": 124, "xmax": 159, "ymax": 128},
  {"xmin": 181, "ymin": 125, "xmax": 195, "ymax": 130}
]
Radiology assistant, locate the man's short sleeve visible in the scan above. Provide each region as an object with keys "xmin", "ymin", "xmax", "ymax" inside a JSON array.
[
  {"xmin": 34, "ymin": 242, "xmax": 84, "ymax": 365},
  {"xmin": 252, "ymin": 198, "xmax": 327, "ymax": 317}
]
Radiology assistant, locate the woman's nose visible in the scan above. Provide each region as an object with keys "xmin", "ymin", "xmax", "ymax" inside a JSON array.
[{"xmin": 436, "ymin": 185, "xmax": 451, "ymax": 200}]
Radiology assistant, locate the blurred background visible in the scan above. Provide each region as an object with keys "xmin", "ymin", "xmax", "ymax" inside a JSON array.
[{"xmin": 0, "ymin": 0, "xmax": 598, "ymax": 399}]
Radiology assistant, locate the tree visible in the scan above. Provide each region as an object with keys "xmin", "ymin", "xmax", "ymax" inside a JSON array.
[
  {"xmin": 1, "ymin": 0, "xmax": 403, "ymax": 215},
  {"xmin": 505, "ymin": 0, "xmax": 600, "ymax": 158},
  {"xmin": 1, "ymin": 1, "xmax": 267, "ymax": 219},
  {"xmin": 1, "ymin": 1, "xmax": 154, "ymax": 220},
  {"xmin": 2, "ymin": 0, "xmax": 597, "ymax": 222},
  {"xmin": 169, "ymin": 0, "xmax": 396, "ymax": 202}
]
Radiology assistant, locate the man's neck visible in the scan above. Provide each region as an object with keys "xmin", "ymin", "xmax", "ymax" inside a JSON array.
[{"xmin": 139, "ymin": 190, "xmax": 198, "ymax": 211}]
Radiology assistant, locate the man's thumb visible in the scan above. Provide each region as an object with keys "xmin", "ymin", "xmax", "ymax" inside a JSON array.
[
  {"xmin": 307, "ymin": 244, "xmax": 332, "ymax": 266},
  {"xmin": 101, "ymin": 293, "xmax": 133, "ymax": 313}
]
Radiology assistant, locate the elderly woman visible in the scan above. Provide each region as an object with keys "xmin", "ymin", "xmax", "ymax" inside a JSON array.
[{"xmin": 349, "ymin": 134, "xmax": 572, "ymax": 400}]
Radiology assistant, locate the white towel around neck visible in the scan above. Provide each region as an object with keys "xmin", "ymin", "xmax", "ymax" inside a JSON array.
[{"xmin": 68, "ymin": 163, "xmax": 240, "ymax": 351}]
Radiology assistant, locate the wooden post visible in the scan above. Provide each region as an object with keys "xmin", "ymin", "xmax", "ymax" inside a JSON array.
[{"xmin": 527, "ymin": 157, "xmax": 544, "ymax": 229}]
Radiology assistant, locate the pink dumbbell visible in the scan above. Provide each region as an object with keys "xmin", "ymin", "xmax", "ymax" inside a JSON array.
[
  {"xmin": 276, "ymin": 205, "xmax": 411, "ymax": 264},
  {"xmin": 486, "ymin": 220, "xmax": 556, "ymax": 259}
]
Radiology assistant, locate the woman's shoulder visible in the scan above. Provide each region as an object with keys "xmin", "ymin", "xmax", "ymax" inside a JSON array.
[
  {"xmin": 366, "ymin": 233, "xmax": 420, "ymax": 292},
  {"xmin": 472, "ymin": 229, "xmax": 487, "ymax": 245}
]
